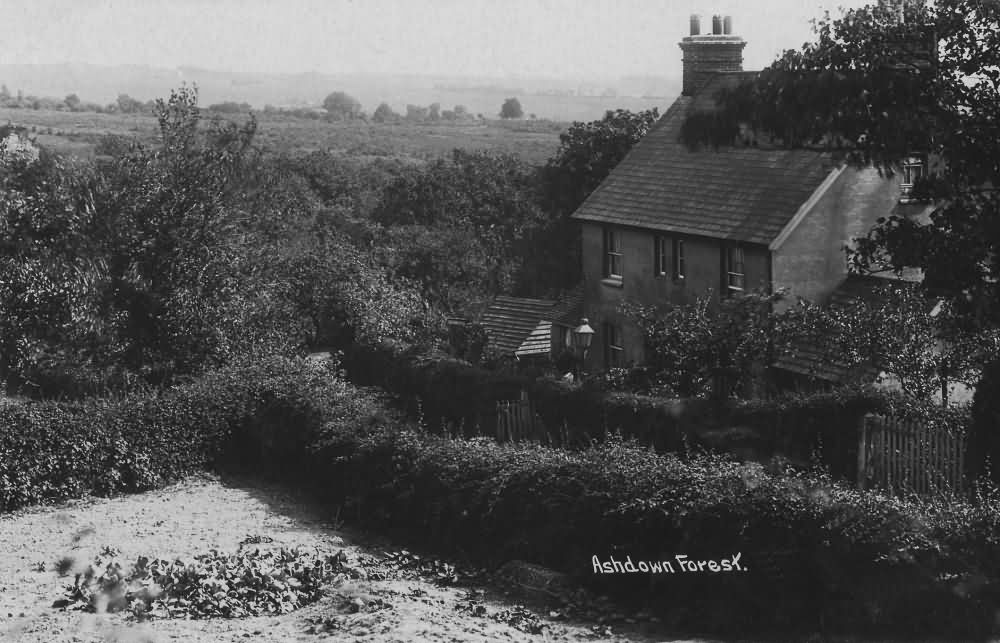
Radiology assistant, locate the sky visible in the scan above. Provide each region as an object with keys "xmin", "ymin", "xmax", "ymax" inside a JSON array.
[{"xmin": 1, "ymin": 0, "xmax": 878, "ymax": 80}]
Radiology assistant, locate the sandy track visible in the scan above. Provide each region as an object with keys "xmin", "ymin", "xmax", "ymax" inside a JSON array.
[{"xmin": 0, "ymin": 473, "xmax": 677, "ymax": 643}]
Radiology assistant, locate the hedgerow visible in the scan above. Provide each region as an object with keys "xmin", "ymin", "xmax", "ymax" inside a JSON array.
[
  {"xmin": 2, "ymin": 355, "xmax": 997, "ymax": 635},
  {"xmin": 0, "ymin": 355, "xmax": 395, "ymax": 512}
]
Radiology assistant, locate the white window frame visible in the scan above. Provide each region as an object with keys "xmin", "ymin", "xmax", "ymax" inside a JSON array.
[
  {"xmin": 654, "ymin": 235, "xmax": 668, "ymax": 276},
  {"xmin": 604, "ymin": 227, "xmax": 623, "ymax": 280},
  {"xmin": 900, "ymin": 156, "xmax": 925, "ymax": 201},
  {"xmin": 726, "ymin": 245, "xmax": 745, "ymax": 294},
  {"xmin": 673, "ymin": 238, "xmax": 685, "ymax": 281}
]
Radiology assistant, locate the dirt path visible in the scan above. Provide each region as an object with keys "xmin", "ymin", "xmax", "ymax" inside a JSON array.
[{"xmin": 0, "ymin": 473, "xmax": 692, "ymax": 643}]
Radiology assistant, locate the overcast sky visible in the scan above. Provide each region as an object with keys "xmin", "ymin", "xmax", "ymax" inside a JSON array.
[{"xmin": 2, "ymin": 0, "xmax": 876, "ymax": 79}]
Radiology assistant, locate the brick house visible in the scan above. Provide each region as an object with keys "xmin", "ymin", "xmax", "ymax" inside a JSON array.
[{"xmin": 570, "ymin": 14, "xmax": 935, "ymax": 371}]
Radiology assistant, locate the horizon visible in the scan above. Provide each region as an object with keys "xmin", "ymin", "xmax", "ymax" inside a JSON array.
[{"xmin": 3, "ymin": 1, "xmax": 876, "ymax": 81}]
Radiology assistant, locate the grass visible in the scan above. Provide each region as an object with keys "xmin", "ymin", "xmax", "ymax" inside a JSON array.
[{"xmin": 0, "ymin": 107, "xmax": 567, "ymax": 164}]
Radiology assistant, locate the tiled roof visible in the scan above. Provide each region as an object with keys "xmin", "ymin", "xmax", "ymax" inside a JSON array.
[
  {"xmin": 773, "ymin": 275, "xmax": 921, "ymax": 382},
  {"xmin": 571, "ymin": 73, "xmax": 834, "ymax": 245},
  {"xmin": 481, "ymin": 296, "xmax": 557, "ymax": 356},
  {"xmin": 515, "ymin": 321, "xmax": 553, "ymax": 357}
]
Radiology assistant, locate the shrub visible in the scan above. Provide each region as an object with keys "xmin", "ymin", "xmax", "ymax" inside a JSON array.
[
  {"xmin": 0, "ymin": 355, "xmax": 393, "ymax": 512},
  {"xmin": 0, "ymin": 351, "xmax": 995, "ymax": 635},
  {"xmin": 302, "ymin": 423, "xmax": 999, "ymax": 636}
]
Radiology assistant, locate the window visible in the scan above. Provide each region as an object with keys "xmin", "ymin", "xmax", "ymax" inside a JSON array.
[
  {"xmin": 654, "ymin": 236, "xmax": 668, "ymax": 276},
  {"xmin": 673, "ymin": 238, "xmax": 685, "ymax": 280},
  {"xmin": 654, "ymin": 236, "xmax": 685, "ymax": 280},
  {"xmin": 603, "ymin": 228, "xmax": 623, "ymax": 280},
  {"xmin": 900, "ymin": 157, "xmax": 925, "ymax": 200},
  {"xmin": 604, "ymin": 322, "xmax": 624, "ymax": 367},
  {"xmin": 725, "ymin": 245, "xmax": 745, "ymax": 294}
]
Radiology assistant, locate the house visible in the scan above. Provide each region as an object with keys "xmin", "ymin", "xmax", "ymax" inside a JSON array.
[{"xmin": 570, "ymin": 13, "xmax": 936, "ymax": 371}]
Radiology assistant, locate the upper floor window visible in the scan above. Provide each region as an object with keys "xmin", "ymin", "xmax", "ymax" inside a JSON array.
[
  {"xmin": 604, "ymin": 227, "xmax": 623, "ymax": 280},
  {"xmin": 654, "ymin": 235, "xmax": 685, "ymax": 281},
  {"xmin": 654, "ymin": 236, "xmax": 668, "ymax": 276},
  {"xmin": 900, "ymin": 157, "xmax": 925, "ymax": 201},
  {"xmin": 673, "ymin": 238, "xmax": 685, "ymax": 281},
  {"xmin": 725, "ymin": 245, "xmax": 745, "ymax": 295}
]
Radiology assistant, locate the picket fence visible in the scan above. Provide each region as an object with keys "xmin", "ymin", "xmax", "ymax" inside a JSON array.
[
  {"xmin": 495, "ymin": 391, "xmax": 541, "ymax": 443},
  {"xmin": 496, "ymin": 394, "xmax": 967, "ymax": 496},
  {"xmin": 858, "ymin": 413, "xmax": 966, "ymax": 495}
]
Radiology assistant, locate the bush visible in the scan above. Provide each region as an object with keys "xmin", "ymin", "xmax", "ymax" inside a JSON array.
[
  {"xmin": 304, "ymin": 423, "xmax": 999, "ymax": 636},
  {"xmin": 0, "ymin": 355, "xmax": 394, "ymax": 512},
  {"xmin": 0, "ymin": 352, "xmax": 995, "ymax": 635},
  {"xmin": 342, "ymin": 343, "xmax": 971, "ymax": 480}
]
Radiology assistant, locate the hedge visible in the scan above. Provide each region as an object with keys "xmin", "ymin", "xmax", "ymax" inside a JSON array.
[
  {"xmin": 3, "ymin": 354, "xmax": 993, "ymax": 636},
  {"xmin": 299, "ymin": 395, "xmax": 999, "ymax": 636},
  {"xmin": 0, "ymin": 356, "xmax": 395, "ymax": 512},
  {"xmin": 341, "ymin": 341, "xmax": 972, "ymax": 482}
]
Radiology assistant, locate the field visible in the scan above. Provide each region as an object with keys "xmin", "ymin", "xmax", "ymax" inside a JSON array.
[{"xmin": 0, "ymin": 107, "xmax": 568, "ymax": 165}]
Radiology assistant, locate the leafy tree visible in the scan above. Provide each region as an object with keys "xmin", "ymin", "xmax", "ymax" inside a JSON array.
[
  {"xmin": 322, "ymin": 91, "xmax": 362, "ymax": 120},
  {"xmin": 679, "ymin": 0, "xmax": 1000, "ymax": 479},
  {"xmin": 372, "ymin": 102, "xmax": 397, "ymax": 123},
  {"xmin": 541, "ymin": 108, "xmax": 659, "ymax": 217},
  {"xmin": 116, "ymin": 93, "xmax": 145, "ymax": 114},
  {"xmin": 405, "ymin": 104, "xmax": 429, "ymax": 121},
  {"xmin": 519, "ymin": 108, "xmax": 659, "ymax": 295},
  {"xmin": 64, "ymin": 93, "xmax": 81, "ymax": 111},
  {"xmin": 499, "ymin": 97, "xmax": 523, "ymax": 119},
  {"xmin": 428, "ymin": 102, "xmax": 441, "ymax": 121},
  {"xmin": 370, "ymin": 149, "xmax": 545, "ymax": 313}
]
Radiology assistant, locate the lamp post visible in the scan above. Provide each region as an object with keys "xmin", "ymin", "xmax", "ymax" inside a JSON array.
[{"xmin": 571, "ymin": 318, "xmax": 595, "ymax": 382}]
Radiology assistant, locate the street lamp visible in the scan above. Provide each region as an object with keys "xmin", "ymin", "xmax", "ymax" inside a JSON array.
[{"xmin": 571, "ymin": 318, "xmax": 595, "ymax": 381}]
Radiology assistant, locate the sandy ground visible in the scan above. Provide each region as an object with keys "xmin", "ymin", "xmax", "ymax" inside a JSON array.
[{"xmin": 0, "ymin": 473, "xmax": 690, "ymax": 643}]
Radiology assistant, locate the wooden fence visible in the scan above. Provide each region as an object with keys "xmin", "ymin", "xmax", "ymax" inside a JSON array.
[
  {"xmin": 858, "ymin": 413, "xmax": 966, "ymax": 495},
  {"xmin": 495, "ymin": 391, "xmax": 543, "ymax": 443}
]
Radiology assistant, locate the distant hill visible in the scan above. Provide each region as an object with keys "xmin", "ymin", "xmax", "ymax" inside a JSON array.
[{"xmin": 0, "ymin": 63, "xmax": 679, "ymax": 122}]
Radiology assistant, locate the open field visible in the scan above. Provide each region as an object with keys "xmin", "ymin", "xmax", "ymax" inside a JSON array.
[{"xmin": 0, "ymin": 108, "xmax": 567, "ymax": 164}]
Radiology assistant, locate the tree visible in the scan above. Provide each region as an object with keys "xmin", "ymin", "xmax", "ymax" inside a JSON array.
[
  {"xmin": 405, "ymin": 104, "xmax": 429, "ymax": 121},
  {"xmin": 116, "ymin": 94, "xmax": 144, "ymax": 114},
  {"xmin": 428, "ymin": 102, "xmax": 441, "ymax": 121},
  {"xmin": 322, "ymin": 91, "xmax": 362, "ymax": 120},
  {"xmin": 370, "ymin": 150, "xmax": 545, "ymax": 313},
  {"xmin": 499, "ymin": 97, "xmax": 523, "ymax": 119},
  {"xmin": 372, "ymin": 102, "xmax": 397, "ymax": 123},
  {"xmin": 679, "ymin": 0, "xmax": 1000, "ymax": 481},
  {"xmin": 520, "ymin": 108, "xmax": 659, "ymax": 295},
  {"xmin": 64, "ymin": 93, "xmax": 81, "ymax": 111}
]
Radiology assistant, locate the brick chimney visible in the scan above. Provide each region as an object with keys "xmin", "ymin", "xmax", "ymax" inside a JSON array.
[{"xmin": 678, "ymin": 14, "xmax": 747, "ymax": 96}]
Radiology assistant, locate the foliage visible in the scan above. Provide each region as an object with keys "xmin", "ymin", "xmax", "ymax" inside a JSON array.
[
  {"xmin": 522, "ymin": 108, "xmax": 659, "ymax": 294},
  {"xmin": 58, "ymin": 546, "xmax": 356, "ymax": 618},
  {"xmin": 0, "ymin": 347, "xmax": 994, "ymax": 635},
  {"xmin": 624, "ymin": 290, "xmax": 788, "ymax": 397},
  {"xmin": 322, "ymin": 91, "xmax": 362, "ymax": 120},
  {"xmin": 372, "ymin": 102, "xmax": 398, "ymax": 123},
  {"xmin": 370, "ymin": 149, "xmax": 546, "ymax": 314},
  {"xmin": 499, "ymin": 97, "xmax": 523, "ymax": 119},
  {"xmin": 540, "ymin": 108, "xmax": 659, "ymax": 219},
  {"xmin": 625, "ymin": 283, "xmax": 995, "ymax": 401},
  {"xmin": 309, "ymin": 423, "xmax": 997, "ymax": 636},
  {"xmin": 0, "ymin": 355, "xmax": 388, "ymax": 512}
]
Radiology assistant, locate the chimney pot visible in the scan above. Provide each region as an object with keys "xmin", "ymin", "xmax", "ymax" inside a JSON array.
[
  {"xmin": 712, "ymin": 15, "xmax": 723, "ymax": 35},
  {"xmin": 689, "ymin": 14, "xmax": 700, "ymax": 36},
  {"xmin": 723, "ymin": 15, "xmax": 733, "ymax": 35}
]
